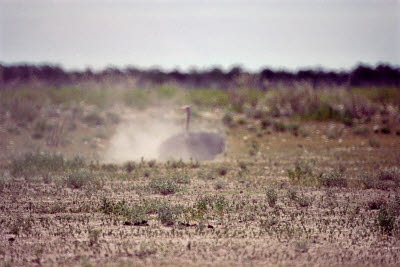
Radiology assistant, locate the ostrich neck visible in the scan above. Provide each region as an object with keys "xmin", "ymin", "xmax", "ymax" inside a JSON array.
[{"xmin": 185, "ymin": 108, "xmax": 191, "ymax": 136}]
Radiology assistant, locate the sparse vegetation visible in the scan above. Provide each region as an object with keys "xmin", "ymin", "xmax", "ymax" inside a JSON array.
[
  {"xmin": 1, "ymin": 75, "xmax": 400, "ymax": 265},
  {"xmin": 147, "ymin": 178, "xmax": 179, "ymax": 195}
]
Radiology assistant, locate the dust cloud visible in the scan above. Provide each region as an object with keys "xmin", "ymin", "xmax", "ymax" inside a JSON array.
[{"xmin": 103, "ymin": 110, "xmax": 183, "ymax": 163}]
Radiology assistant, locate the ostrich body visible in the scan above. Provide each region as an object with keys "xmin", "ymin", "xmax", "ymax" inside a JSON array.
[{"xmin": 158, "ymin": 106, "xmax": 225, "ymax": 161}]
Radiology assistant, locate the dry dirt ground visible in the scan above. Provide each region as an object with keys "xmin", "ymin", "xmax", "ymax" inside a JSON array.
[{"xmin": 1, "ymin": 108, "xmax": 400, "ymax": 266}]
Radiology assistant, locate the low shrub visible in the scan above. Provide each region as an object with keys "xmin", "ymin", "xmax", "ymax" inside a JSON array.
[
  {"xmin": 148, "ymin": 178, "xmax": 179, "ymax": 195},
  {"xmin": 158, "ymin": 203, "xmax": 181, "ymax": 226},
  {"xmin": 360, "ymin": 167, "xmax": 400, "ymax": 190},
  {"xmin": 273, "ymin": 121, "xmax": 286, "ymax": 132},
  {"xmin": 32, "ymin": 120, "xmax": 53, "ymax": 139},
  {"xmin": 266, "ymin": 187, "xmax": 278, "ymax": 207},
  {"xmin": 11, "ymin": 152, "xmax": 65, "ymax": 178},
  {"xmin": 287, "ymin": 161, "xmax": 314, "ymax": 185},
  {"xmin": 124, "ymin": 161, "xmax": 136, "ymax": 173},
  {"xmin": 319, "ymin": 169, "xmax": 348, "ymax": 187},
  {"xmin": 82, "ymin": 112, "xmax": 105, "ymax": 127},
  {"xmin": 64, "ymin": 169, "xmax": 101, "ymax": 190},
  {"xmin": 222, "ymin": 113, "xmax": 234, "ymax": 127},
  {"xmin": 376, "ymin": 205, "xmax": 396, "ymax": 234}
]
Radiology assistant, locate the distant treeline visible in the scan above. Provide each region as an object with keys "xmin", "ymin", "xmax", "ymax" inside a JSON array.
[{"xmin": 1, "ymin": 63, "xmax": 399, "ymax": 89}]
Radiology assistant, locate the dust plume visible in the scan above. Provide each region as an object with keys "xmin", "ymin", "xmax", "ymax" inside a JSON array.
[{"xmin": 103, "ymin": 110, "xmax": 182, "ymax": 163}]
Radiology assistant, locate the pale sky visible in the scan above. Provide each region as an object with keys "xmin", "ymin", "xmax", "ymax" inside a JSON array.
[{"xmin": 1, "ymin": 0, "xmax": 399, "ymax": 71}]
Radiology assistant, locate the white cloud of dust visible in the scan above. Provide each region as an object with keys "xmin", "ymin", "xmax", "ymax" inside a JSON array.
[{"xmin": 103, "ymin": 109, "xmax": 183, "ymax": 163}]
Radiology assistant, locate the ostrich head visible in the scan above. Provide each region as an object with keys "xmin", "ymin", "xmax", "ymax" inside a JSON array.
[{"xmin": 181, "ymin": 105, "xmax": 191, "ymax": 136}]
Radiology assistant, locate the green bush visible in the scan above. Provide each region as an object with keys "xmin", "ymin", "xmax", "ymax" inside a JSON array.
[
  {"xmin": 171, "ymin": 173, "xmax": 191, "ymax": 184},
  {"xmin": 157, "ymin": 203, "xmax": 181, "ymax": 226},
  {"xmin": 64, "ymin": 169, "xmax": 101, "ymax": 189},
  {"xmin": 287, "ymin": 161, "xmax": 314, "ymax": 184},
  {"xmin": 148, "ymin": 178, "xmax": 179, "ymax": 195},
  {"xmin": 214, "ymin": 196, "xmax": 228, "ymax": 214},
  {"xmin": 11, "ymin": 152, "xmax": 65, "ymax": 178},
  {"xmin": 266, "ymin": 187, "xmax": 278, "ymax": 207},
  {"xmin": 360, "ymin": 167, "xmax": 400, "ymax": 190},
  {"xmin": 319, "ymin": 170, "xmax": 348, "ymax": 187},
  {"xmin": 376, "ymin": 205, "xmax": 396, "ymax": 234},
  {"xmin": 124, "ymin": 161, "xmax": 136, "ymax": 173}
]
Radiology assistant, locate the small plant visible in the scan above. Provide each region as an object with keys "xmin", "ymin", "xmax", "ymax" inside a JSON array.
[
  {"xmin": 376, "ymin": 205, "xmax": 396, "ymax": 234},
  {"xmin": 88, "ymin": 228, "xmax": 101, "ymax": 246},
  {"xmin": 148, "ymin": 178, "xmax": 179, "ymax": 195},
  {"xmin": 214, "ymin": 196, "xmax": 228, "ymax": 215},
  {"xmin": 65, "ymin": 169, "xmax": 101, "ymax": 189},
  {"xmin": 214, "ymin": 180, "xmax": 225, "ymax": 190},
  {"xmin": 217, "ymin": 166, "xmax": 228, "ymax": 176},
  {"xmin": 148, "ymin": 160, "xmax": 156, "ymax": 168},
  {"xmin": 286, "ymin": 123, "xmax": 300, "ymax": 136},
  {"xmin": 287, "ymin": 161, "xmax": 314, "ymax": 184},
  {"xmin": 124, "ymin": 161, "xmax": 136, "ymax": 173},
  {"xmin": 360, "ymin": 173, "xmax": 378, "ymax": 189},
  {"xmin": 100, "ymin": 197, "xmax": 148, "ymax": 222},
  {"xmin": 319, "ymin": 169, "xmax": 348, "ymax": 187},
  {"xmin": 189, "ymin": 160, "xmax": 200, "ymax": 169},
  {"xmin": 9, "ymin": 215, "xmax": 34, "ymax": 236},
  {"xmin": 167, "ymin": 159, "xmax": 186, "ymax": 169},
  {"xmin": 296, "ymin": 193, "xmax": 312, "ymax": 207},
  {"xmin": 82, "ymin": 112, "xmax": 105, "ymax": 127},
  {"xmin": 197, "ymin": 169, "xmax": 216, "ymax": 180},
  {"xmin": 32, "ymin": 120, "xmax": 53, "ymax": 139},
  {"xmin": 135, "ymin": 242, "xmax": 157, "ymax": 259},
  {"xmin": 266, "ymin": 187, "xmax": 278, "ymax": 207},
  {"xmin": 196, "ymin": 197, "xmax": 209, "ymax": 215},
  {"xmin": 222, "ymin": 113, "xmax": 234, "ymax": 127},
  {"xmin": 171, "ymin": 173, "xmax": 191, "ymax": 184},
  {"xmin": 10, "ymin": 152, "xmax": 65, "ymax": 179},
  {"xmin": 273, "ymin": 121, "xmax": 286, "ymax": 132},
  {"xmin": 238, "ymin": 161, "xmax": 247, "ymax": 171},
  {"xmin": 101, "ymin": 163, "xmax": 119, "ymax": 172},
  {"xmin": 367, "ymin": 197, "xmax": 386, "ymax": 210},
  {"xmin": 158, "ymin": 203, "xmax": 180, "ymax": 226},
  {"xmin": 360, "ymin": 167, "xmax": 400, "ymax": 190},
  {"xmin": 377, "ymin": 167, "xmax": 400, "ymax": 184},
  {"xmin": 260, "ymin": 118, "xmax": 271, "ymax": 129},
  {"xmin": 237, "ymin": 118, "xmax": 247, "ymax": 125},
  {"xmin": 286, "ymin": 188, "xmax": 298, "ymax": 202}
]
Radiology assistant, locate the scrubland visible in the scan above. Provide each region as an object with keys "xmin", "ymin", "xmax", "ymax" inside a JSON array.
[{"xmin": 0, "ymin": 84, "xmax": 400, "ymax": 266}]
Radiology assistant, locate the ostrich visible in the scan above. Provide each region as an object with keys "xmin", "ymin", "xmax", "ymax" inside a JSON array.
[{"xmin": 158, "ymin": 106, "xmax": 225, "ymax": 161}]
